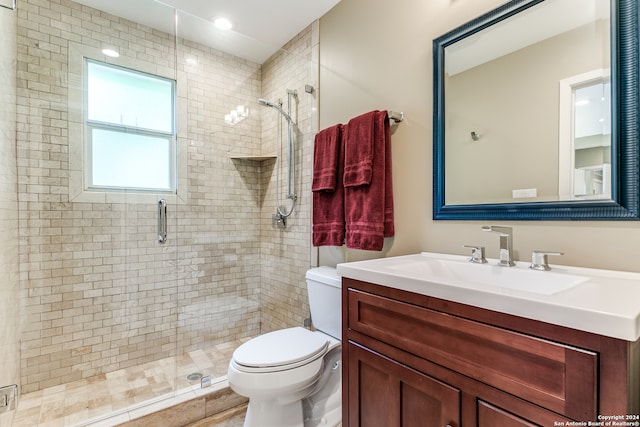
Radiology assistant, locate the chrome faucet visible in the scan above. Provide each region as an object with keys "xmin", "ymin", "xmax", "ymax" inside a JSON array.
[{"xmin": 482, "ymin": 226, "xmax": 515, "ymax": 266}]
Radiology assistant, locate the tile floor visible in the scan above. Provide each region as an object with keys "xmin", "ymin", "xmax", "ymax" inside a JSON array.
[{"xmin": 11, "ymin": 338, "xmax": 251, "ymax": 427}]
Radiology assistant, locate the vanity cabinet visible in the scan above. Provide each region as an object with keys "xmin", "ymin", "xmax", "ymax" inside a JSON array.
[{"xmin": 342, "ymin": 278, "xmax": 640, "ymax": 427}]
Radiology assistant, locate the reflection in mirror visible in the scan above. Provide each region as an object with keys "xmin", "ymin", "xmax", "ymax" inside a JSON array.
[
  {"xmin": 444, "ymin": 0, "xmax": 609, "ymax": 206},
  {"xmin": 559, "ymin": 73, "xmax": 611, "ymax": 200},
  {"xmin": 433, "ymin": 0, "xmax": 640, "ymax": 220}
]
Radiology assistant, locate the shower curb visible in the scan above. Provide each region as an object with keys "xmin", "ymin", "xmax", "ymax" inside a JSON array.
[{"xmin": 100, "ymin": 380, "xmax": 247, "ymax": 427}]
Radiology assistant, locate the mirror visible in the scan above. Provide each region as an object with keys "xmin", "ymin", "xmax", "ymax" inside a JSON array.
[{"xmin": 433, "ymin": 0, "xmax": 640, "ymax": 220}]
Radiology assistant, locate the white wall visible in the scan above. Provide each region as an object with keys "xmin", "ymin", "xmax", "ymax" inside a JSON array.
[{"xmin": 319, "ymin": 0, "xmax": 640, "ymax": 273}]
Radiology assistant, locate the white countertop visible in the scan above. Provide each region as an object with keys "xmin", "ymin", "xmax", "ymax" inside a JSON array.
[{"xmin": 337, "ymin": 252, "xmax": 640, "ymax": 341}]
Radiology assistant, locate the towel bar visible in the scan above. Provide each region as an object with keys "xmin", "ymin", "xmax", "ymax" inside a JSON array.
[{"xmin": 388, "ymin": 110, "xmax": 404, "ymax": 123}]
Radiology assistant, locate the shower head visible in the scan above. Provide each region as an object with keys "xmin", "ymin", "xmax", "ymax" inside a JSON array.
[
  {"xmin": 257, "ymin": 98, "xmax": 277, "ymax": 108},
  {"xmin": 257, "ymin": 98, "xmax": 293, "ymax": 123}
]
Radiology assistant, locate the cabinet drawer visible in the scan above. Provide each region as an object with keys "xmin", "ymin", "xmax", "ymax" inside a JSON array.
[
  {"xmin": 478, "ymin": 401, "xmax": 539, "ymax": 427},
  {"xmin": 347, "ymin": 288, "xmax": 598, "ymax": 420}
]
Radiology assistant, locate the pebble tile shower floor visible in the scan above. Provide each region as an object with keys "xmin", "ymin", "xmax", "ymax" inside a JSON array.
[{"xmin": 11, "ymin": 338, "xmax": 251, "ymax": 427}]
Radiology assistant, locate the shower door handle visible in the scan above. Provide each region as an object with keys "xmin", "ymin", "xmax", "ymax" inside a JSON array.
[{"xmin": 158, "ymin": 199, "xmax": 167, "ymax": 244}]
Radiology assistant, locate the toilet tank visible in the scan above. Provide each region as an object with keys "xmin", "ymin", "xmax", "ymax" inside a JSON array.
[{"xmin": 306, "ymin": 267, "xmax": 342, "ymax": 340}]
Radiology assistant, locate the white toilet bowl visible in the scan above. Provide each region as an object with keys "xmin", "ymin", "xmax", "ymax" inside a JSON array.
[
  {"xmin": 228, "ymin": 327, "xmax": 341, "ymax": 427},
  {"xmin": 227, "ymin": 267, "xmax": 342, "ymax": 427}
]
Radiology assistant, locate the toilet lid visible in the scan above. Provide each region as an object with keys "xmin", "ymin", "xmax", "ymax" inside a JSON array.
[{"xmin": 232, "ymin": 327, "xmax": 328, "ymax": 369}]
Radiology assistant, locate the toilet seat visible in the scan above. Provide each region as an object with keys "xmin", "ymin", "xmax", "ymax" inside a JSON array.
[{"xmin": 232, "ymin": 327, "xmax": 329, "ymax": 373}]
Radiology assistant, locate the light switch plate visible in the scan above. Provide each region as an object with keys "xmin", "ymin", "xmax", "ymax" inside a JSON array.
[{"xmin": 512, "ymin": 188, "xmax": 537, "ymax": 198}]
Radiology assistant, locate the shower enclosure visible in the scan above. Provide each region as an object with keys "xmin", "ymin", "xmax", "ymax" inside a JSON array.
[{"xmin": 0, "ymin": 0, "xmax": 319, "ymax": 424}]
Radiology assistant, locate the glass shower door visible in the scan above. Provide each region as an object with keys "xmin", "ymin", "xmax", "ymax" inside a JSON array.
[{"xmin": 12, "ymin": 0, "xmax": 182, "ymax": 423}]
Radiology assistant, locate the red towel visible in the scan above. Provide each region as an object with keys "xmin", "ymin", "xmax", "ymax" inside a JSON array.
[
  {"xmin": 344, "ymin": 111, "xmax": 394, "ymax": 251},
  {"xmin": 312, "ymin": 125, "xmax": 341, "ymax": 191},
  {"xmin": 343, "ymin": 111, "xmax": 376, "ymax": 187},
  {"xmin": 312, "ymin": 125, "xmax": 345, "ymax": 247}
]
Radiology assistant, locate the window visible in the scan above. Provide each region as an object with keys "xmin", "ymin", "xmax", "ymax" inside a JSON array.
[{"xmin": 85, "ymin": 59, "xmax": 176, "ymax": 192}]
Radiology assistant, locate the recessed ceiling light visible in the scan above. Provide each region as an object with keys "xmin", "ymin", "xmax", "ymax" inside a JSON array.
[
  {"xmin": 213, "ymin": 17, "xmax": 233, "ymax": 31},
  {"xmin": 102, "ymin": 48, "xmax": 120, "ymax": 58},
  {"xmin": 575, "ymin": 99, "xmax": 591, "ymax": 106}
]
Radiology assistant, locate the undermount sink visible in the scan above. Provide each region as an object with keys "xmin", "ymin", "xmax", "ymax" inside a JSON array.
[
  {"xmin": 337, "ymin": 251, "xmax": 640, "ymax": 341},
  {"xmin": 383, "ymin": 254, "xmax": 588, "ymax": 295}
]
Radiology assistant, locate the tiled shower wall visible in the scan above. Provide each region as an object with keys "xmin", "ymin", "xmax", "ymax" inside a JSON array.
[
  {"xmin": 260, "ymin": 25, "xmax": 318, "ymax": 333},
  {"xmin": 0, "ymin": 4, "xmax": 19, "ymax": 426},
  {"xmin": 16, "ymin": 0, "xmax": 316, "ymax": 393}
]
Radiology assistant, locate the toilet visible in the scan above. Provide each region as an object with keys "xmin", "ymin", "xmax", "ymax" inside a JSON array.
[{"xmin": 227, "ymin": 266, "xmax": 342, "ymax": 427}]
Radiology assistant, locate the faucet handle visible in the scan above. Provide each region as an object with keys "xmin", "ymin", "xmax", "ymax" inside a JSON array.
[
  {"xmin": 464, "ymin": 245, "xmax": 487, "ymax": 264},
  {"xmin": 530, "ymin": 250, "xmax": 564, "ymax": 271}
]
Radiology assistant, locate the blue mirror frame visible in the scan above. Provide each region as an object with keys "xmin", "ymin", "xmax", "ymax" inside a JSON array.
[{"xmin": 433, "ymin": 0, "xmax": 640, "ymax": 220}]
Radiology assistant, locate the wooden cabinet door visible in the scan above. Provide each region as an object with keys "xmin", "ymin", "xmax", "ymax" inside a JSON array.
[{"xmin": 347, "ymin": 341, "xmax": 460, "ymax": 427}]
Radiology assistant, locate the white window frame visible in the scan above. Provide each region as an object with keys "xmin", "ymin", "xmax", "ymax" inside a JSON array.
[
  {"xmin": 84, "ymin": 59, "xmax": 177, "ymax": 194},
  {"xmin": 68, "ymin": 42, "xmax": 188, "ymax": 205}
]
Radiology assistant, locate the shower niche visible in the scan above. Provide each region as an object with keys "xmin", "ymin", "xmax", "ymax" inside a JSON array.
[
  {"xmin": 230, "ymin": 154, "xmax": 277, "ymax": 160},
  {"xmin": 232, "ymin": 89, "xmax": 301, "ymax": 228}
]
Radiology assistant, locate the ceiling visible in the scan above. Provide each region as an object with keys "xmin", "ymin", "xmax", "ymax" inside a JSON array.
[{"xmin": 73, "ymin": 0, "xmax": 342, "ymax": 64}]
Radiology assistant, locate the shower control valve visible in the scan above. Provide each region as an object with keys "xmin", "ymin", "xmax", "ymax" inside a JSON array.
[{"xmin": 272, "ymin": 213, "xmax": 286, "ymax": 229}]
